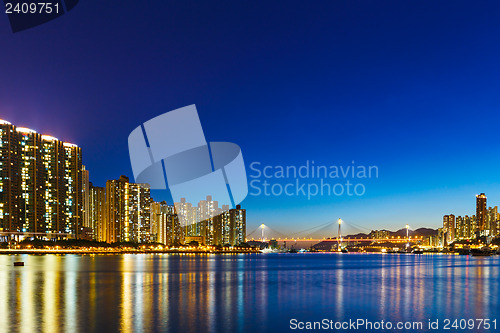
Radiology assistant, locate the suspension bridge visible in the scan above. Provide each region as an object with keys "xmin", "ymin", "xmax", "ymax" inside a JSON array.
[{"xmin": 246, "ymin": 219, "xmax": 419, "ymax": 245}]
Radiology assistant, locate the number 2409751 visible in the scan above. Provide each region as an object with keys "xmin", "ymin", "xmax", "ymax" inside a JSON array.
[{"xmin": 5, "ymin": 2, "xmax": 60, "ymax": 14}]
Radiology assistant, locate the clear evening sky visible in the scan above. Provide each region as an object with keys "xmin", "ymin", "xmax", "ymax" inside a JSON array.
[{"xmin": 1, "ymin": 1, "xmax": 500, "ymax": 234}]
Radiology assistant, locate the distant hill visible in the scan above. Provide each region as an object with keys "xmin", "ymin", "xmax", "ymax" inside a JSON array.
[
  {"xmin": 392, "ymin": 228, "xmax": 438, "ymax": 237},
  {"xmin": 344, "ymin": 227, "xmax": 438, "ymax": 238},
  {"xmin": 345, "ymin": 232, "xmax": 370, "ymax": 239},
  {"xmin": 413, "ymin": 228, "xmax": 438, "ymax": 236}
]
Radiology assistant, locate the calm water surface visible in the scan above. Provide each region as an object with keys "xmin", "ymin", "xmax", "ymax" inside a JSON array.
[{"xmin": 0, "ymin": 253, "xmax": 498, "ymax": 333}]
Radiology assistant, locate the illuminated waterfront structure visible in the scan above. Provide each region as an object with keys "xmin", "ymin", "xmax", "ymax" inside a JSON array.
[
  {"xmin": 172, "ymin": 196, "xmax": 247, "ymax": 246},
  {"xmin": 486, "ymin": 206, "xmax": 498, "ymax": 236},
  {"xmin": 82, "ymin": 166, "xmax": 90, "ymax": 228},
  {"xmin": 229, "ymin": 204, "xmax": 246, "ymax": 245},
  {"xmin": 197, "ymin": 195, "xmax": 221, "ymax": 245},
  {"xmin": 214, "ymin": 208, "xmax": 230, "ymax": 245},
  {"xmin": 369, "ymin": 230, "xmax": 390, "ymax": 239},
  {"xmin": 150, "ymin": 201, "xmax": 183, "ymax": 245},
  {"xmin": 440, "ymin": 192, "xmax": 500, "ymax": 244},
  {"xmin": 467, "ymin": 215, "xmax": 476, "ymax": 238},
  {"xmin": 455, "ymin": 216, "xmax": 464, "ymax": 239},
  {"xmin": 476, "ymin": 193, "xmax": 487, "ymax": 235},
  {"xmin": 442, "ymin": 214, "xmax": 455, "ymax": 244},
  {"xmin": 213, "ymin": 204, "xmax": 246, "ymax": 246},
  {"xmin": 104, "ymin": 175, "xmax": 151, "ymax": 243},
  {"xmin": 0, "ymin": 119, "xmax": 83, "ymax": 238},
  {"xmin": 174, "ymin": 198, "xmax": 198, "ymax": 238},
  {"xmin": 104, "ymin": 176, "xmax": 128, "ymax": 242},
  {"xmin": 89, "ymin": 183, "xmax": 106, "ymax": 242},
  {"xmin": 437, "ymin": 227, "xmax": 445, "ymax": 247},
  {"xmin": 128, "ymin": 182, "xmax": 152, "ymax": 243}
]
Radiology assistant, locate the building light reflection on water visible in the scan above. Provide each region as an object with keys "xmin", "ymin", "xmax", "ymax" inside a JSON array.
[{"xmin": 43, "ymin": 255, "xmax": 58, "ymax": 333}]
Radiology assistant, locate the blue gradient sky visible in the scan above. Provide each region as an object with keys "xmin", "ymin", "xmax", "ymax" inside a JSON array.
[{"xmin": 1, "ymin": 1, "xmax": 500, "ymax": 234}]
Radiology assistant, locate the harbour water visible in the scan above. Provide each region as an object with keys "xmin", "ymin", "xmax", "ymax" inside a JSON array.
[{"xmin": 0, "ymin": 253, "xmax": 498, "ymax": 333}]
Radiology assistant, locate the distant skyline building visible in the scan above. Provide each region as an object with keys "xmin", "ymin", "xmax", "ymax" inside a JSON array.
[
  {"xmin": 486, "ymin": 206, "xmax": 498, "ymax": 237},
  {"xmin": 0, "ymin": 120, "xmax": 247, "ymax": 245},
  {"xmin": 369, "ymin": 230, "xmax": 391, "ymax": 240},
  {"xmin": 229, "ymin": 205, "xmax": 246, "ymax": 245},
  {"xmin": 455, "ymin": 216, "xmax": 464, "ymax": 240},
  {"xmin": 440, "ymin": 192, "xmax": 500, "ymax": 244},
  {"xmin": 442, "ymin": 214, "xmax": 455, "ymax": 244},
  {"xmin": 0, "ymin": 119, "xmax": 83, "ymax": 238},
  {"xmin": 151, "ymin": 201, "xmax": 183, "ymax": 245},
  {"xmin": 201, "ymin": 201, "xmax": 246, "ymax": 246},
  {"xmin": 172, "ymin": 196, "xmax": 247, "ymax": 246},
  {"xmin": 174, "ymin": 198, "xmax": 198, "ymax": 237},
  {"xmin": 197, "ymin": 195, "xmax": 222, "ymax": 245},
  {"xmin": 82, "ymin": 166, "xmax": 90, "ymax": 228},
  {"xmin": 128, "ymin": 182, "xmax": 152, "ymax": 243}
]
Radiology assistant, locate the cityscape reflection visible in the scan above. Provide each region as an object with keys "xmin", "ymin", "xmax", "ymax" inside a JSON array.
[{"xmin": 0, "ymin": 254, "xmax": 498, "ymax": 333}]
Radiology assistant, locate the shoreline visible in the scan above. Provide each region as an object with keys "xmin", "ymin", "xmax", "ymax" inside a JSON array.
[
  {"xmin": 1, "ymin": 249, "xmax": 498, "ymax": 256},
  {"xmin": 0, "ymin": 249, "xmax": 261, "ymax": 255}
]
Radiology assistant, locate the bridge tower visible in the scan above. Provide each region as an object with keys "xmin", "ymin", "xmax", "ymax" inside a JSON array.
[
  {"xmin": 406, "ymin": 224, "xmax": 410, "ymax": 248},
  {"xmin": 337, "ymin": 218, "xmax": 343, "ymax": 251}
]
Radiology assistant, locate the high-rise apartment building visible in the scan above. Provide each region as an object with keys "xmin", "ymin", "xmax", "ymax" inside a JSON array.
[
  {"xmin": 128, "ymin": 182, "xmax": 152, "ymax": 243},
  {"xmin": 476, "ymin": 193, "xmax": 487, "ymax": 235},
  {"xmin": 369, "ymin": 230, "xmax": 391, "ymax": 240},
  {"xmin": 443, "ymin": 214, "xmax": 455, "ymax": 243},
  {"xmin": 82, "ymin": 166, "xmax": 90, "ymax": 228},
  {"xmin": 0, "ymin": 120, "xmax": 83, "ymax": 238},
  {"xmin": 151, "ymin": 201, "xmax": 183, "ymax": 245},
  {"xmin": 89, "ymin": 183, "xmax": 106, "ymax": 242},
  {"xmin": 229, "ymin": 204, "xmax": 246, "ymax": 245},
  {"xmin": 208, "ymin": 204, "xmax": 246, "ymax": 246},
  {"xmin": 461, "ymin": 215, "xmax": 471, "ymax": 239},
  {"xmin": 197, "ymin": 195, "xmax": 222, "ymax": 245},
  {"xmin": 455, "ymin": 216, "xmax": 464, "ymax": 239},
  {"xmin": 174, "ymin": 198, "xmax": 198, "ymax": 237},
  {"xmin": 105, "ymin": 175, "xmax": 151, "ymax": 243},
  {"xmin": 105, "ymin": 176, "xmax": 129, "ymax": 243},
  {"xmin": 486, "ymin": 206, "xmax": 498, "ymax": 237},
  {"xmin": 173, "ymin": 196, "xmax": 247, "ymax": 246},
  {"xmin": 214, "ymin": 209, "xmax": 230, "ymax": 245}
]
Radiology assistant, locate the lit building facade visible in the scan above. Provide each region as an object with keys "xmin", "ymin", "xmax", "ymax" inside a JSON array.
[
  {"xmin": 0, "ymin": 120, "xmax": 83, "ymax": 238},
  {"xmin": 82, "ymin": 166, "xmax": 90, "ymax": 228},
  {"xmin": 208, "ymin": 204, "xmax": 246, "ymax": 246},
  {"xmin": 105, "ymin": 176, "xmax": 129, "ymax": 243},
  {"xmin": 128, "ymin": 182, "xmax": 152, "ymax": 243},
  {"xmin": 105, "ymin": 175, "xmax": 151, "ymax": 243},
  {"xmin": 443, "ymin": 214, "xmax": 455, "ymax": 244},
  {"xmin": 151, "ymin": 201, "xmax": 183, "ymax": 245},
  {"xmin": 229, "ymin": 204, "xmax": 246, "ymax": 245},
  {"xmin": 476, "ymin": 193, "xmax": 487, "ymax": 235},
  {"xmin": 89, "ymin": 183, "xmax": 106, "ymax": 242},
  {"xmin": 174, "ymin": 198, "xmax": 198, "ymax": 237},
  {"xmin": 455, "ymin": 216, "xmax": 464, "ymax": 239},
  {"xmin": 172, "ymin": 196, "xmax": 247, "ymax": 246},
  {"xmin": 369, "ymin": 230, "xmax": 390, "ymax": 240},
  {"xmin": 486, "ymin": 206, "xmax": 498, "ymax": 236},
  {"xmin": 197, "ymin": 195, "xmax": 221, "ymax": 245}
]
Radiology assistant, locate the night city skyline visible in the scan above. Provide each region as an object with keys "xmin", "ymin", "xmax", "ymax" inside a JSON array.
[
  {"xmin": 2, "ymin": 1, "xmax": 500, "ymax": 233},
  {"xmin": 2, "ymin": 3, "xmax": 500, "ymax": 333}
]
